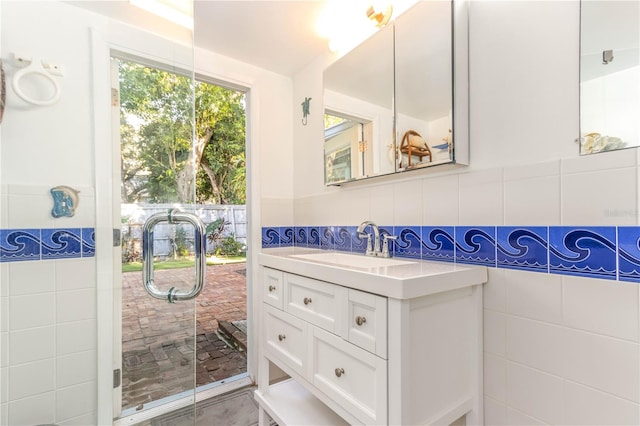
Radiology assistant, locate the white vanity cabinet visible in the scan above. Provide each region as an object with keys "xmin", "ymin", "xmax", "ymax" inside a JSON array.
[{"xmin": 255, "ymin": 251, "xmax": 486, "ymax": 426}]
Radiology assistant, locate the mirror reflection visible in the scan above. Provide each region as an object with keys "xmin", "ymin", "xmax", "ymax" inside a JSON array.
[
  {"xmin": 323, "ymin": 24, "xmax": 394, "ymax": 185},
  {"xmin": 395, "ymin": 0, "xmax": 453, "ymax": 170},
  {"xmin": 580, "ymin": 1, "xmax": 640, "ymax": 155},
  {"xmin": 323, "ymin": 1, "xmax": 456, "ymax": 185}
]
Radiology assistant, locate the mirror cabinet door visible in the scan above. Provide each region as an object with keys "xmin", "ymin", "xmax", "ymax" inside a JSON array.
[
  {"xmin": 395, "ymin": 0, "xmax": 453, "ymax": 171},
  {"xmin": 323, "ymin": 24, "xmax": 395, "ymax": 185},
  {"xmin": 580, "ymin": 1, "xmax": 640, "ymax": 155}
]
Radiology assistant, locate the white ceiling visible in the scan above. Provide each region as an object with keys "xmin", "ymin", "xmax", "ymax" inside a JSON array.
[
  {"xmin": 68, "ymin": 0, "xmax": 334, "ymax": 77},
  {"xmin": 194, "ymin": 1, "xmax": 331, "ymax": 76}
]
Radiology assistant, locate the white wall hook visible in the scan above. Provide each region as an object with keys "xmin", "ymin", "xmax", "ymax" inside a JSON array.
[
  {"xmin": 10, "ymin": 52, "xmax": 62, "ymax": 106},
  {"xmin": 12, "ymin": 53, "xmax": 32, "ymax": 67},
  {"xmin": 42, "ymin": 61, "xmax": 64, "ymax": 77}
]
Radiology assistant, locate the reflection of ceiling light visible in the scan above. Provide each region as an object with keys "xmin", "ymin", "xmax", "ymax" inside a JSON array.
[
  {"xmin": 317, "ymin": 1, "xmax": 396, "ymax": 54},
  {"xmin": 367, "ymin": 4, "xmax": 393, "ymax": 28},
  {"xmin": 129, "ymin": 0, "xmax": 193, "ymax": 29}
]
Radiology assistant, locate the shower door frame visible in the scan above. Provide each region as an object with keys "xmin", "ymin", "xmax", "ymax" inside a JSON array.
[{"xmin": 91, "ymin": 21, "xmax": 259, "ymax": 426}]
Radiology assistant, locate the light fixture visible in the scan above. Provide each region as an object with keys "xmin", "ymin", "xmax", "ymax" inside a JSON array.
[
  {"xmin": 129, "ymin": 0, "xmax": 193, "ymax": 29},
  {"xmin": 367, "ymin": 3, "xmax": 393, "ymax": 28},
  {"xmin": 317, "ymin": 1, "xmax": 395, "ymax": 54}
]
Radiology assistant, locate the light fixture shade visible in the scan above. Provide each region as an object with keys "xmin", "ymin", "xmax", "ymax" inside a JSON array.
[{"xmin": 367, "ymin": 4, "xmax": 393, "ymax": 28}]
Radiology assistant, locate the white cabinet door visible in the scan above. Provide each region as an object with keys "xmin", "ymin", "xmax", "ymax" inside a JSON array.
[
  {"xmin": 284, "ymin": 273, "xmax": 346, "ymax": 334},
  {"xmin": 263, "ymin": 267, "xmax": 284, "ymax": 309},
  {"xmin": 345, "ymin": 289, "xmax": 387, "ymax": 358},
  {"xmin": 311, "ymin": 327, "xmax": 387, "ymax": 425},
  {"xmin": 264, "ymin": 304, "xmax": 311, "ymax": 379}
]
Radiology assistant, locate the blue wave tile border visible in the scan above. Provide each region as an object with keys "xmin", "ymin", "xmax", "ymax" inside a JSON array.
[
  {"xmin": 455, "ymin": 226, "xmax": 497, "ymax": 266},
  {"xmin": 0, "ymin": 228, "xmax": 96, "ymax": 263},
  {"xmin": 394, "ymin": 226, "xmax": 421, "ymax": 259},
  {"xmin": 0, "ymin": 229, "xmax": 41, "ymax": 262},
  {"xmin": 279, "ymin": 227, "xmax": 294, "ymax": 247},
  {"xmin": 549, "ymin": 227, "xmax": 617, "ymax": 280},
  {"xmin": 261, "ymin": 225, "xmax": 640, "ymax": 283},
  {"xmin": 618, "ymin": 226, "xmax": 640, "ymax": 282},
  {"xmin": 497, "ymin": 227, "xmax": 548, "ymax": 272},
  {"xmin": 294, "ymin": 227, "xmax": 308, "ymax": 248},
  {"xmin": 82, "ymin": 228, "xmax": 96, "ymax": 257},
  {"xmin": 421, "ymin": 227, "xmax": 455, "ymax": 262},
  {"xmin": 334, "ymin": 226, "xmax": 353, "ymax": 252},
  {"xmin": 261, "ymin": 227, "xmax": 280, "ymax": 248},
  {"xmin": 320, "ymin": 226, "xmax": 335, "ymax": 250},
  {"xmin": 41, "ymin": 228, "xmax": 82, "ymax": 260}
]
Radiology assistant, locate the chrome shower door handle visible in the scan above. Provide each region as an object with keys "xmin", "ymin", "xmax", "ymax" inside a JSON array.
[{"xmin": 142, "ymin": 209, "xmax": 207, "ymax": 303}]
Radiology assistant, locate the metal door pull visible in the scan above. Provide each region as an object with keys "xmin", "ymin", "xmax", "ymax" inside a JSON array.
[{"xmin": 142, "ymin": 209, "xmax": 206, "ymax": 303}]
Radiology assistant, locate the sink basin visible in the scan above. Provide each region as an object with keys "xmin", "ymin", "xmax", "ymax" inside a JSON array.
[{"xmin": 290, "ymin": 252, "xmax": 415, "ymax": 268}]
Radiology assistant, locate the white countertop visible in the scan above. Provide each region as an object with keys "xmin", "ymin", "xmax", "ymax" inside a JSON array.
[{"xmin": 259, "ymin": 247, "xmax": 488, "ymax": 300}]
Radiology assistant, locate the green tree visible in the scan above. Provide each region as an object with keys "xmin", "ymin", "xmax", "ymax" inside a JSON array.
[{"xmin": 118, "ymin": 60, "xmax": 245, "ymax": 204}]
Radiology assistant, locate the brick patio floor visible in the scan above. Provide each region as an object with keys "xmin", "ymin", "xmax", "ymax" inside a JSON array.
[{"xmin": 121, "ymin": 263, "xmax": 248, "ymax": 410}]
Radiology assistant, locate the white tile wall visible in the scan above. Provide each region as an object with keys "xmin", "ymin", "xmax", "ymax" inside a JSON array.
[
  {"xmin": 563, "ymin": 380, "xmax": 640, "ymax": 425},
  {"xmin": 506, "ymin": 362, "xmax": 564, "ymax": 425},
  {"xmin": 0, "ymin": 264, "xmax": 8, "ymax": 298},
  {"xmin": 562, "ymin": 329, "xmax": 639, "ymax": 402},
  {"xmin": 0, "ymin": 367, "xmax": 7, "ymax": 404},
  {"xmin": 57, "ymin": 320, "xmax": 97, "ymax": 356},
  {"xmin": 0, "ymin": 184, "xmax": 98, "ymax": 423},
  {"xmin": 9, "ymin": 358, "xmax": 55, "ymax": 400},
  {"xmin": 56, "ymin": 381, "xmax": 97, "ymax": 423},
  {"xmin": 394, "ymin": 179, "xmax": 422, "ymax": 224},
  {"xmin": 56, "ymin": 288, "xmax": 96, "ymax": 323},
  {"xmin": 504, "ymin": 161, "xmax": 561, "ymax": 225},
  {"xmin": 422, "ymin": 174, "xmax": 460, "ymax": 225},
  {"xmin": 9, "ymin": 326, "xmax": 56, "ymax": 364},
  {"xmin": 9, "ymin": 261, "xmax": 56, "ymax": 296},
  {"xmin": 56, "ymin": 350, "xmax": 96, "ymax": 388},
  {"xmin": 563, "ymin": 276, "xmax": 639, "ymax": 341},
  {"xmin": 7, "ymin": 392, "xmax": 55, "ymax": 426},
  {"xmin": 505, "ymin": 270, "xmax": 562, "ymax": 324},
  {"xmin": 9, "ymin": 293, "xmax": 55, "ymax": 330},
  {"xmin": 483, "ymin": 310, "xmax": 506, "ymax": 357},
  {"xmin": 56, "ymin": 258, "xmax": 96, "ymax": 291},
  {"xmin": 459, "ymin": 169, "xmax": 504, "ymax": 225},
  {"xmin": 483, "ymin": 396, "xmax": 507, "ymax": 426},
  {"xmin": 484, "ymin": 268, "xmax": 640, "ymax": 425},
  {"xmin": 483, "ymin": 353, "xmax": 506, "ymax": 402},
  {"xmin": 506, "ymin": 317, "xmax": 564, "ymax": 377},
  {"xmin": 506, "ymin": 408, "xmax": 546, "ymax": 426},
  {"xmin": 563, "ymin": 167, "xmax": 638, "ymax": 225}
]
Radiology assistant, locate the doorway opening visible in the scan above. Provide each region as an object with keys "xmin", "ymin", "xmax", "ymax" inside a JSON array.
[{"xmin": 113, "ymin": 56, "xmax": 249, "ymax": 421}]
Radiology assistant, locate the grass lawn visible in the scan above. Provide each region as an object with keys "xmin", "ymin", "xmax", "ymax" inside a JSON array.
[{"xmin": 122, "ymin": 255, "xmax": 246, "ymax": 273}]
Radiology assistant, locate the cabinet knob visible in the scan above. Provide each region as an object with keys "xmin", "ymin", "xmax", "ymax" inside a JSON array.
[
  {"xmin": 334, "ymin": 367, "xmax": 345, "ymax": 378},
  {"xmin": 268, "ymin": 285, "xmax": 276, "ymax": 292},
  {"xmin": 303, "ymin": 297, "xmax": 312, "ymax": 305},
  {"xmin": 278, "ymin": 334, "xmax": 286, "ymax": 342},
  {"xmin": 355, "ymin": 316, "xmax": 367, "ymax": 326}
]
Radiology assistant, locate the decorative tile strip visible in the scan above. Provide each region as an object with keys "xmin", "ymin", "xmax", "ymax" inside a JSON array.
[
  {"xmin": 0, "ymin": 227, "xmax": 95, "ymax": 262},
  {"xmin": 263, "ymin": 225, "xmax": 636, "ymax": 282}
]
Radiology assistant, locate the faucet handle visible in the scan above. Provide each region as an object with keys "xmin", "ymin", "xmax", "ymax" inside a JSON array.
[
  {"xmin": 359, "ymin": 232, "xmax": 374, "ymax": 256},
  {"xmin": 381, "ymin": 235, "xmax": 397, "ymax": 258}
]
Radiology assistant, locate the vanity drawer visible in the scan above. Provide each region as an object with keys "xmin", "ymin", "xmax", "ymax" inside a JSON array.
[
  {"xmin": 346, "ymin": 289, "xmax": 387, "ymax": 359},
  {"xmin": 284, "ymin": 273, "xmax": 346, "ymax": 334},
  {"xmin": 264, "ymin": 304, "xmax": 311, "ymax": 379},
  {"xmin": 263, "ymin": 267, "xmax": 284, "ymax": 309},
  {"xmin": 311, "ymin": 327, "xmax": 387, "ymax": 425}
]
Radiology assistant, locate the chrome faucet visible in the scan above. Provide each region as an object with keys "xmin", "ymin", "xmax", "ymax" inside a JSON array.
[{"xmin": 357, "ymin": 220, "xmax": 382, "ymax": 257}]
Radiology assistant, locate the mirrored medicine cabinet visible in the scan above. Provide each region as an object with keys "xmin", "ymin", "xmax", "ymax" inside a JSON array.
[
  {"xmin": 322, "ymin": 0, "xmax": 469, "ymax": 186},
  {"xmin": 580, "ymin": 1, "xmax": 639, "ymax": 155}
]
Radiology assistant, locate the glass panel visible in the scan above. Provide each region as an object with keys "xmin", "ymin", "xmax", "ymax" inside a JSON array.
[
  {"xmin": 580, "ymin": 0, "xmax": 640, "ymax": 155},
  {"xmin": 117, "ymin": 55, "xmax": 199, "ymax": 417}
]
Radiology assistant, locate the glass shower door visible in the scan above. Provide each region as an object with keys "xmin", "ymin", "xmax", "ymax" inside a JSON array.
[{"xmin": 113, "ymin": 25, "xmax": 200, "ymax": 421}]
